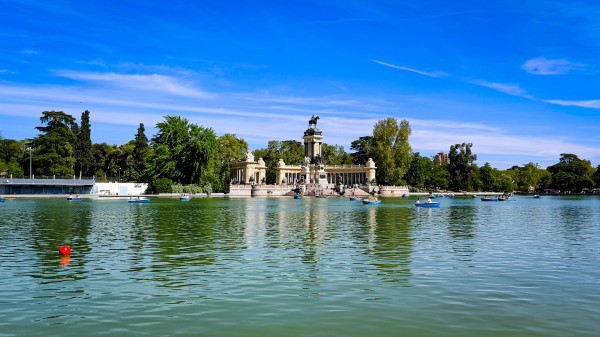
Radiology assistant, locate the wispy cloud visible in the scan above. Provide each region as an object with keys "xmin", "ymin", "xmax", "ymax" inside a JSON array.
[
  {"xmin": 544, "ymin": 99, "xmax": 600, "ymax": 109},
  {"xmin": 371, "ymin": 59, "xmax": 443, "ymax": 77},
  {"xmin": 521, "ymin": 57, "xmax": 583, "ymax": 75},
  {"xmin": 20, "ymin": 49, "xmax": 38, "ymax": 55},
  {"xmin": 468, "ymin": 79, "xmax": 533, "ymax": 99},
  {"xmin": 373, "ymin": 59, "xmax": 536, "ymax": 100},
  {"xmin": 55, "ymin": 71, "xmax": 213, "ymax": 98}
]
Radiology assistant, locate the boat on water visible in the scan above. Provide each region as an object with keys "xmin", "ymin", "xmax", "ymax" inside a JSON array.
[
  {"xmin": 533, "ymin": 194, "xmax": 540, "ymax": 199},
  {"xmin": 129, "ymin": 197, "xmax": 150, "ymax": 204},
  {"xmin": 481, "ymin": 197, "xmax": 499, "ymax": 202},
  {"xmin": 349, "ymin": 196, "xmax": 361, "ymax": 201},
  {"xmin": 67, "ymin": 195, "xmax": 82, "ymax": 201},
  {"xmin": 401, "ymin": 194, "xmax": 408, "ymax": 198},
  {"xmin": 315, "ymin": 195, "xmax": 327, "ymax": 198},
  {"xmin": 362, "ymin": 198, "xmax": 381, "ymax": 205},
  {"xmin": 180, "ymin": 194, "xmax": 191, "ymax": 201},
  {"xmin": 0, "ymin": 198, "xmax": 5, "ymax": 203},
  {"xmin": 415, "ymin": 202, "xmax": 440, "ymax": 208},
  {"xmin": 294, "ymin": 195, "xmax": 302, "ymax": 199},
  {"xmin": 472, "ymin": 195, "xmax": 478, "ymax": 198}
]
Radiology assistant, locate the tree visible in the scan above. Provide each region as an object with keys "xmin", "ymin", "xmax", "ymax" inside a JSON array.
[
  {"xmin": 253, "ymin": 140, "xmax": 304, "ymax": 184},
  {"xmin": 145, "ymin": 116, "xmax": 219, "ymax": 190},
  {"xmin": 322, "ymin": 143, "xmax": 353, "ymax": 165},
  {"xmin": 0, "ymin": 138, "xmax": 26, "ymax": 177},
  {"xmin": 217, "ymin": 133, "xmax": 248, "ymax": 190},
  {"xmin": 350, "ymin": 136, "xmax": 372, "ymax": 165},
  {"xmin": 515, "ymin": 162, "xmax": 546, "ymax": 192},
  {"xmin": 422, "ymin": 158, "xmax": 450, "ymax": 190},
  {"xmin": 479, "ymin": 162, "xmax": 498, "ymax": 191},
  {"xmin": 406, "ymin": 152, "xmax": 426, "ymax": 190},
  {"xmin": 594, "ymin": 165, "xmax": 600, "ymax": 188},
  {"xmin": 370, "ymin": 118, "xmax": 412, "ymax": 186},
  {"xmin": 31, "ymin": 110, "xmax": 77, "ymax": 176},
  {"xmin": 74, "ymin": 110, "xmax": 93, "ymax": 178},
  {"xmin": 448, "ymin": 143, "xmax": 478, "ymax": 191},
  {"xmin": 547, "ymin": 153, "xmax": 594, "ymax": 192},
  {"xmin": 132, "ymin": 123, "xmax": 149, "ymax": 181}
]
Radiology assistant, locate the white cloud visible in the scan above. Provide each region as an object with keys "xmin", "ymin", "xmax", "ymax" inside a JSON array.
[
  {"xmin": 521, "ymin": 57, "xmax": 582, "ymax": 75},
  {"xmin": 469, "ymin": 79, "xmax": 532, "ymax": 99},
  {"xmin": 55, "ymin": 71, "xmax": 213, "ymax": 98},
  {"xmin": 544, "ymin": 99, "xmax": 600, "ymax": 109},
  {"xmin": 371, "ymin": 59, "xmax": 443, "ymax": 77}
]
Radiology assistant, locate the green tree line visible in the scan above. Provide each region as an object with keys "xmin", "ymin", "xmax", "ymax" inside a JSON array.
[{"xmin": 1, "ymin": 111, "xmax": 599, "ymax": 193}]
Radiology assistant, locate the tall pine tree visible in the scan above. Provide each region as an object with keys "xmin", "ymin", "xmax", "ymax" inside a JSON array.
[
  {"xmin": 75, "ymin": 110, "xmax": 93, "ymax": 178},
  {"xmin": 133, "ymin": 123, "xmax": 149, "ymax": 181}
]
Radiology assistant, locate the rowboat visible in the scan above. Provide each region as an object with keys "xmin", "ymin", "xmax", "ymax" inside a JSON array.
[
  {"xmin": 0, "ymin": 198, "xmax": 5, "ymax": 203},
  {"xmin": 415, "ymin": 202, "xmax": 440, "ymax": 208},
  {"xmin": 129, "ymin": 198, "xmax": 150, "ymax": 204},
  {"xmin": 349, "ymin": 196, "xmax": 361, "ymax": 201},
  {"xmin": 362, "ymin": 199, "xmax": 381, "ymax": 205},
  {"xmin": 180, "ymin": 195, "xmax": 191, "ymax": 201},
  {"xmin": 315, "ymin": 195, "xmax": 327, "ymax": 198},
  {"xmin": 294, "ymin": 195, "xmax": 302, "ymax": 199},
  {"xmin": 481, "ymin": 197, "xmax": 498, "ymax": 202},
  {"xmin": 67, "ymin": 196, "xmax": 82, "ymax": 201}
]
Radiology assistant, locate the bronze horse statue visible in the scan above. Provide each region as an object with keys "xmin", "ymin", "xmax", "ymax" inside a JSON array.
[{"xmin": 308, "ymin": 115, "xmax": 320, "ymax": 128}]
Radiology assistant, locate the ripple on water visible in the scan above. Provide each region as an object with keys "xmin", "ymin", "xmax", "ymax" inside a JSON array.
[{"xmin": 0, "ymin": 197, "xmax": 599, "ymax": 336}]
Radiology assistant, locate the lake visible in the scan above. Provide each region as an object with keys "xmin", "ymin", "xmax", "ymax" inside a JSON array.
[{"xmin": 1, "ymin": 195, "xmax": 599, "ymax": 336}]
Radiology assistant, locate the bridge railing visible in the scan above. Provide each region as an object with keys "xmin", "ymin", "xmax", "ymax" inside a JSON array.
[{"xmin": 1, "ymin": 177, "xmax": 96, "ymax": 186}]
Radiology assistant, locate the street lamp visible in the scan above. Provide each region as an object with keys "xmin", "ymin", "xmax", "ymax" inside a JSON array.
[{"xmin": 27, "ymin": 146, "xmax": 33, "ymax": 179}]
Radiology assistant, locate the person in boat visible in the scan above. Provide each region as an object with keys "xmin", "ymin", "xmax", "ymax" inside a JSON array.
[
  {"xmin": 415, "ymin": 198, "xmax": 420, "ymax": 204},
  {"xmin": 426, "ymin": 197, "xmax": 432, "ymax": 203}
]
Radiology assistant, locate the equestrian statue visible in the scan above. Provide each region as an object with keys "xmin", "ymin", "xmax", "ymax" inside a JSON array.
[{"xmin": 308, "ymin": 115, "xmax": 320, "ymax": 129}]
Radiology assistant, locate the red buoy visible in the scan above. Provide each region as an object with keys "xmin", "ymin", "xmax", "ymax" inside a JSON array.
[{"xmin": 59, "ymin": 245, "xmax": 71, "ymax": 255}]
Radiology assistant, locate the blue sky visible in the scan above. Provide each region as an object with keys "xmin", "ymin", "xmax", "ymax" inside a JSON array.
[{"xmin": 1, "ymin": 0, "xmax": 599, "ymax": 169}]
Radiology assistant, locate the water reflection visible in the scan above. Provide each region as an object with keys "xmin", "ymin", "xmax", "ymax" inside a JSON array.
[
  {"xmin": 446, "ymin": 205, "xmax": 477, "ymax": 258},
  {"xmin": 366, "ymin": 205, "xmax": 412, "ymax": 283},
  {"xmin": 27, "ymin": 200, "xmax": 91, "ymax": 281},
  {"xmin": 1, "ymin": 197, "xmax": 600, "ymax": 336}
]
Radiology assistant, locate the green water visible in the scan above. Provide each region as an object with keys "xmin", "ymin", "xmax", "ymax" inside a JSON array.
[{"xmin": 1, "ymin": 196, "xmax": 599, "ymax": 336}]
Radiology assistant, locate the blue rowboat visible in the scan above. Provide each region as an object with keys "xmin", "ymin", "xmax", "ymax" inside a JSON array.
[
  {"xmin": 67, "ymin": 197, "xmax": 82, "ymax": 201},
  {"xmin": 315, "ymin": 195, "xmax": 327, "ymax": 198},
  {"xmin": 349, "ymin": 196, "xmax": 361, "ymax": 201},
  {"xmin": 362, "ymin": 199, "xmax": 381, "ymax": 205},
  {"xmin": 0, "ymin": 198, "xmax": 5, "ymax": 203},
  {"xmin": 180, "ymin": 197, "xmax": 191, "ymax": 201},
  {"xmin": 294, "ymin": 195, "xmax": 302, "ymax": 199},
  {"xmin": 415, "ymin": 202, "xmax": 440, "ymax": 208},
  {"xmin": 481, "ymin": 197, "xmax": 498, "ymax": 202},
  {"xmin": 129, "ymin": 198, "xmax": 150, "ymax": 204}
]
